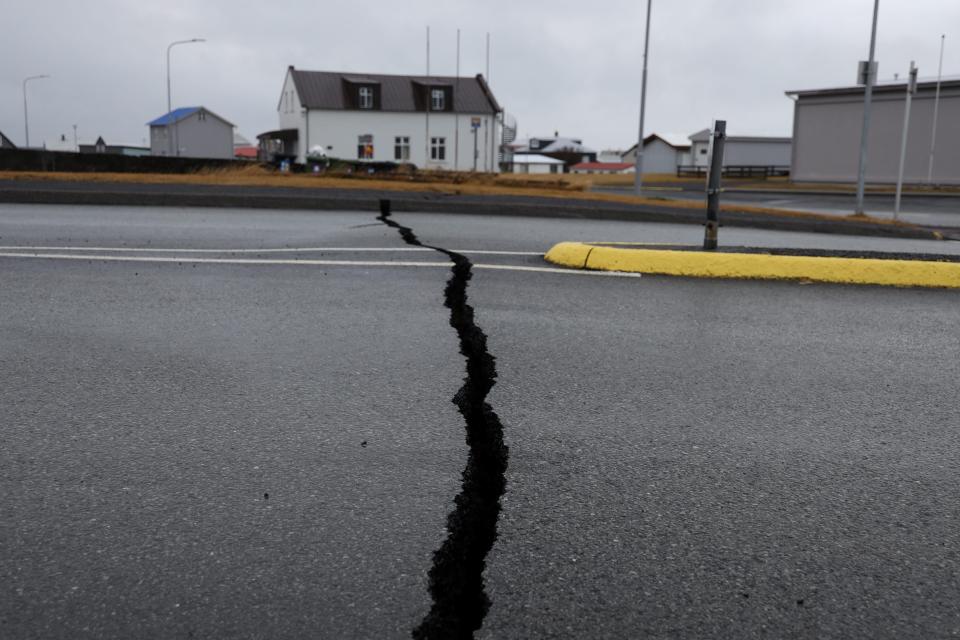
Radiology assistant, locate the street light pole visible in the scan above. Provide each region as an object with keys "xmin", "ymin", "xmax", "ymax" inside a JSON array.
[
  {"xmin": 894, "ymin": 62, "xmax": 918, "ymax": 220},
  {"xmin": 855, "ymin": 0, "xmax": 880, "ymax": 215},
  {"xmin": 23, "ymin": 74, "xmax": 50, "ymax": 148},
  {"xmin": 633, "ymin": 0, "xmax": 653, "ymax": 196},
  {"xmin": 166, "ymin": 38, "xmax": 205, "ymax": 156},
  {"xmin": 927, "ymin": 34, "xmax": 946, "ymax": 184}
]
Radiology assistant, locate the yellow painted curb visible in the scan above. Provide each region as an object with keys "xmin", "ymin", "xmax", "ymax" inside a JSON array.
[{"xmin": 544, "ymin": 242, "xmax": 960, "ymax": 289}]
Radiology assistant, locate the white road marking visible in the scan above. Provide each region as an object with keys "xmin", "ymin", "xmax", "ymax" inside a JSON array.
[
  {"xmin": 0, "ymin": 252, "xmax": 641, "ymax": 278},
  {"xmin": 0, "ymin": 252, "xmax": 448, "ymax": 267},
  {"xmin": 0, "ymin": 245, "xmax": 543, "ymax": 256},
  {"xmin": 474, "ymin": 264, "xmax": 643, "ymax": 277}
]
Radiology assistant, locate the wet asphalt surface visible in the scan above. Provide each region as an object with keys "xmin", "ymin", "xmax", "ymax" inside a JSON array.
[
  {"xmin": 595, "ymin": 184, "xmax": 960, "ymax": 228},
  {"xmin": 2, "ymin": 204, "xmax": 959, "ymax": 638}
]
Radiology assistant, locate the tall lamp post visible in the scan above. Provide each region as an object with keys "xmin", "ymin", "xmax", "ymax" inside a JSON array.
[
  {"xmin": 166, "ymin": 38, "xmax": 205, "ymax": 156},
  {"xmin": 633, "ymin": 0, "xmax": 653, "ymax": 196},
  {"xmin": 927, "ymin": 34, "xmax": 946, "ymax": 184},
  {"xmin": 23, "ymin": 74, "xmax": 50, "ymax": 148},
  {"xmin": 854, "ymin": 0, "xmax": 880, "ymax": 215}
]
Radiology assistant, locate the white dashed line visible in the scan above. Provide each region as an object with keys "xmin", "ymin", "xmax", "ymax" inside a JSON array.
[
  {"xmin": 0, "ymin": 245, "xmax": 544, "ymax": 256},
  {"xmin": 0, "ymin": 252, "xmax": 641, "ymax": 278}
]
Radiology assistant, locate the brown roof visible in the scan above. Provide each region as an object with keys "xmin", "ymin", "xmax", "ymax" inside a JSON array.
[{"xmin": 289, "ymin": 68, "xmax": 500, "ymax": 114}]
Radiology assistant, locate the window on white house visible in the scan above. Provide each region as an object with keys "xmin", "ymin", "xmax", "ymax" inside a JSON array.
[
  {"xmin": 394, "ymin": 136, "xmax": 410, "ymax": 161},
  {"xmin": 431, "ymin": 89, "xmax": 445, "ymax": 111},
  {"xmin": 358, "ymin": 134, "xmax": 374, "ymax": 159},
  {"xmin": 430, "ymin": 136, "xmax": 446, "ymax": 161},
  {"xmin": 359, "ymin": 87, "xmax": 374, "ymax": 109},
  {"xmin": 198, "ymin": 111, "xmax": 206, "ymax": 121}
]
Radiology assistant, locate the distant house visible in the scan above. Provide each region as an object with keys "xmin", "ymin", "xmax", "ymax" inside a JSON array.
[
  {"xmin": 687, "ymin": 128, "xmax": 791, "ymax": 169},
  {"xmin": 0, "ymin": 130, "xmax": 17, "ymax": 149},
  {"xmin": 506, "ymin": 136, "xmax": 596, "ymax": 172},
  {"xmin": 508, "ymin": 153, "xmax": 566, "ymax": 174},
  {"xmin": 598, "ymin": 149, "xmax": 626, "ymax": 163},
  {"xmin": 622, "ymin": 134, "xmax": 692, "ymax": 174},
  {"xmin": 234, "ymin": 146, "xmax": 259, "ymax": 160},
  {"xmin": 79, "ymin": 136, "xmax": 150, "ymax": 156},
  {"xmin": 148, "ymin": 107, "xmax": 234, "ymax": 159},
  {"xmin": 233, "ymin": 132, "xmax": 259, "ymax": 160},
  {"xmin": 265, "ymin": 66, "xmax": 501, "ymax": 171},
  {"xmin": 570, "ymin": 161, "xmax": 635, "ymax": 175},
  {"xmin": 43, "ymin": 133, "xmax": 77, "ymax": 152}
]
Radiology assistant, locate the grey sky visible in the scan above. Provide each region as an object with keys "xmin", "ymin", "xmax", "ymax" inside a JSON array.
[{"xmin": 2, "ymin": 0, "xmax": 958, "ymax": 152}]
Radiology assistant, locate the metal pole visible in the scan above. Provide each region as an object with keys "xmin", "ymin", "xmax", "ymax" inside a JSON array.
[
  {"xmin": 166, "ymin": 39, "xmax": 205, "ymax": 157},
  {"xmin": 481, "ymin": 33, "xmax": 490, "ymax": 173},
  {"xmin": 633, "ymin": 0, "xmax": 653, "ymax": 196},
  {"xmin": 894, "ymin": 62, "xmax": 917, "ymax": 220},
  {"xmin": 927, "ymin": 34, "xmax": 946, "ymax": 184},
  {"xmin": 455, "ymin": 28, "xmax": 460, "ymax": 171},
  {"xmin": 473, "ymin": 126, "xmax": 478, "ymax": 171},
  {"xmin": 22, "ymin": 75, "xmax": 50, "ymax": 148},
  {"xmin": 704, "ymin": 120, "xmax": 726, "ymax": 250},
  {"xmin": 23, "ymin": 80, "xmax": 29, "ymax": 149},
  {"xmin": 425, "ymin": 26, "xmax": 431, "ymax": 168},
  {"xmin": 166, "ymin": 43, "xmax": 173, "ymax": 156},
  {"xmin": 486, "ymin": 32, "xmax": 491, "ymax": 82},
  {"xmin": 855, "ymin": 0, "xmax": 880, "ymax": 215}
]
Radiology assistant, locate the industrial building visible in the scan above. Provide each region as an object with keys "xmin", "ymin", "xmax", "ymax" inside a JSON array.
[
  {"xmin": 687, "ymin": 129, "xmax": 791, "ymax": 169},
  {"xmin": 787, "ymin": 79, "xmax": 960, "ymax": 185}
]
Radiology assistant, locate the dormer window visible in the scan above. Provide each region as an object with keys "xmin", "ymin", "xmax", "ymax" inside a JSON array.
[
  {"xmin": 431, "ymin": 89, "xmax": 445, "ymax": 111},
  {"xmin": 359, "ymin": 87, "xmax": 374, "ymax": 109}
]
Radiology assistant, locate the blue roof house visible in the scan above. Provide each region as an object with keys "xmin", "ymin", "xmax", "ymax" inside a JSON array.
[{"xmin": 148, "ymin": 106, "xmax": 234, "ymax": 159}]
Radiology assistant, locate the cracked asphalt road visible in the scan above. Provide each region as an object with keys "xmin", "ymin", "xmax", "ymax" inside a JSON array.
[{"xmin": 2, "ymin": 203, "xmax": 959, "ymax": 638}]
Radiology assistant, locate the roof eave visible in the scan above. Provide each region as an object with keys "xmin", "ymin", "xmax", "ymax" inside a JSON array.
[{"xmin": 475, "ymin": 73, "xmax": 501, "ymax": 114}]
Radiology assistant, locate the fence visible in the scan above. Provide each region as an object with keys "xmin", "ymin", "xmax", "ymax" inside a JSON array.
[
  {"xmin": 0, "ymin": 148, "xmax": 247, "ymax": 174},
  {"xmin": 677, "ymin": 165, "xmax": 790, "ymax": 179}
]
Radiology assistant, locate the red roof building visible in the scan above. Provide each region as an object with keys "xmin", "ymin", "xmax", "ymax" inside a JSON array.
[{"xmin": 234, "ymin": 146, "xmax": 259, "ymax": 160}]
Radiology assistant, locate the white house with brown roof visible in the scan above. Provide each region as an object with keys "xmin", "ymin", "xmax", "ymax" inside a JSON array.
[
  {"xmin": 270, "ymin": 66, "xmax": 501, "ymax": 171},
  {"xmin": 622, "ymin": 134, "xmax": 692, "ymax": 174}
]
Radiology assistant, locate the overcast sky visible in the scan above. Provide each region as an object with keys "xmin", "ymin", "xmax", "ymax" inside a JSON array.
[{"xmin": 2, "ymin": 0, "xmax": 958, "ymax": 151}]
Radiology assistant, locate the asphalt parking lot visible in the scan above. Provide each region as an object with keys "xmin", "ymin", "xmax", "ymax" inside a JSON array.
[
  {"xmin": 2, "ymin": 204, "xmax": 959, "ymax": 638},
  {"xmin": 595, "ymin": 183, "xmax": 960, "ymax": 229}
]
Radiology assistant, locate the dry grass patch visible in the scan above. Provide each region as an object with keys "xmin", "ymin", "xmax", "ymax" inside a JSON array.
[{"xmin": 0, "ymin": 166, "xmax": 921, "ymax": 228}]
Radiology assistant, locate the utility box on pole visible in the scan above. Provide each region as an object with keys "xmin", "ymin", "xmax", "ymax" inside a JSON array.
[
  {"xmin": 857, "ymin": 60, "xmax": 878, "ymax": 86},
  {"xmin": 703, "ymin": 120, "xmax": 726, "ymax": 251}
]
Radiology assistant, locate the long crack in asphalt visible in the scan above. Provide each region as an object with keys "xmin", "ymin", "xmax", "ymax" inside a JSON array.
[{"xmin": 376, "ymin": 200, "xmax": 509, "ymax": 639}]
